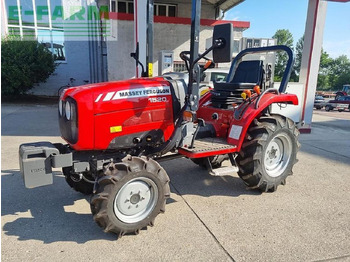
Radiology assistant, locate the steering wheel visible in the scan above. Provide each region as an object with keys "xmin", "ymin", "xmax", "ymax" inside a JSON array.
[
  {"xmin": 179, "ymin": 51, "xmax": 191, "ymax": 72},
  {"xmin": 179, "ymin": 51, "xmax": 213, "ymax": 73}
]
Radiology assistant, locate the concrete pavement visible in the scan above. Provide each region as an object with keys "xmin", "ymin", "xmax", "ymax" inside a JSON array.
[{"xmin": 2, "ymin": 103, "xmax": 350, "ymax": 262}]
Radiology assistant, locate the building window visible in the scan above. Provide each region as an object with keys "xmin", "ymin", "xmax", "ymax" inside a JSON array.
[
  {"xmin": 154, "ymin": 3, "xmax": 177, "ymax": 17},
  {"xmin": 111, "ymin": 1, "xmax": 116, "ymax": 12},
  {"xmin": 173, "ymin": 61, "xmax": 205, "ymax": 73},
  {"xmin": 173, "ymin": 61, "xmax": 187, "ymax": 72},
  {"xmin": 4, "ymin": 0, "xmax": 66, "ymax": 61},
  {"xmin": 233, "ymin": 40, "xmax": 240, "ymax": 54},
  {"xmin": 111, "ymin": 0, "xmax": 134, "ymax": 14},
  {"xmin": 111, "ymin": 1, "xmax": 177, "ymax": 17},
  {"xmin": 253, "ymin": 39, "xmax": 260, "ymax": 47},
  {"xmin": 246, "ymin": 39, "xmax": 252, "ymax": 49}
]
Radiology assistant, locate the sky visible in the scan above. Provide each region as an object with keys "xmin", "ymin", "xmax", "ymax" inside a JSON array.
[{"xmin": 224, "ymin": 0, "xmax": 350, "ymax": 59}]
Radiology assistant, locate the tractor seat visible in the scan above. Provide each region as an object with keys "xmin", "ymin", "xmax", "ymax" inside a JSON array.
[{"xmin": 211, "ymin": 60, "xmax": 264, "ymax": 109}]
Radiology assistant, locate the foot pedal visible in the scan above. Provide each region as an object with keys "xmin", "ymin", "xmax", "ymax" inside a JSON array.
[{"xmin": 209, "ymin": 166, "xmax": 238, "ymax": 176}]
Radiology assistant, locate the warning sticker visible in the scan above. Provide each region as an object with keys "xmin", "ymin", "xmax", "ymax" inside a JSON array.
[{"xmin": 229, "ymin": 125, "xmax": 243, "ymax": 140}]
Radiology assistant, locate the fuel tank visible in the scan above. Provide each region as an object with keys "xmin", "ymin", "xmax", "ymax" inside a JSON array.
[{"xmin": 59, "ymin": 77, "xmax": 178, "ymax": 151}]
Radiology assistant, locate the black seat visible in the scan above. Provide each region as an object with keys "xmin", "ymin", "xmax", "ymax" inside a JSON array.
[{"xmin": 211, "ymin": 60, "xmax": 264, "ymax": 108}]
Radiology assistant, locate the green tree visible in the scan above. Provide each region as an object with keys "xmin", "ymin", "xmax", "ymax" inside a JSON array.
[
  {"xmin": 317, "ymin": 49, "xmax": 333, "ymax": 90},
  {"xmin": 293, "ymin": 35, "xmax": 304, "ymax": 82},
  {"xmin": 272, "ymin": 29, "xmax": 294, "ymax": 82},
  {"xmin": 328, "ymin": 55, "xmax": 350, "ymax": 90},
  {"xmin": 1, "ymin": 36, "xmax": 57, "ymax": 97}
]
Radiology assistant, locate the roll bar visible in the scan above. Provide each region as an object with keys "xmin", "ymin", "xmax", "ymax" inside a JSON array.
[{"xmin": 226, "ymin": 45, "xmax": 295, "ymax": 93}]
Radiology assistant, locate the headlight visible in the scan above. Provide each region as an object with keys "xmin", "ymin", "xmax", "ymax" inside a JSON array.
[
  {"xmin": 65, "ymin": 101, "xmax": 71, "ymax": 120},
  {"xmin": 58, "ymin": 100, "xmax": 63, "ymax": 116},
  {"xmin": 59, "ymin": 97, "xmax": 78, "ymax": 144}
]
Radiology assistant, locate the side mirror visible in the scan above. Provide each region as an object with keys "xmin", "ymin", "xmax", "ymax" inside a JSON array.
[{"xmin": 212, "ymin": 23, "xmax": 233, "ymax": 63}]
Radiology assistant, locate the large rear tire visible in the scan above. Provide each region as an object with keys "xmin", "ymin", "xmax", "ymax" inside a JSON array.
[
  {"xmin": 236, "ymin": 114, "xmax": 300, "ymax": 192},
  {"xmin": 335, "ymin": 92, "xmax": 344, "ymax": 100},
  {"xmin": 90, "ymin": 156, "xmax": 170, "ymax": 237}
]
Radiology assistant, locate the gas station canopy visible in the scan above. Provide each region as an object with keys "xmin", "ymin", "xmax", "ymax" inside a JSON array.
[
  {"xmin": 209, "ymin": 0, "xmax": 349, "ymax": 13},
  {"xmin": 206, "ymin": 0, "xmax": 245, "ymax": 12}
]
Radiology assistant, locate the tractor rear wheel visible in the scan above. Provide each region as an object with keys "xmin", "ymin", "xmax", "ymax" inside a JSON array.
[
  {"xmin": 90, "ymin": 156, "xmax": 170, "ymax": 237},
  {"xmin": 62, "ymin": 167, "xmax": 94, "ymax": 195},
  {"xmin": 335, "ymin": 92, "xmax": 344, "ymax": 100},
  {"xmin": 236, "ymin": 114, "xmax": 300, "ymax": 192}
]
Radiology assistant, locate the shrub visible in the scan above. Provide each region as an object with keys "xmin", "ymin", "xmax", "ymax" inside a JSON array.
[{"xmin": 1, "ymin": 36, "xmax": 57, "ymax": 97}]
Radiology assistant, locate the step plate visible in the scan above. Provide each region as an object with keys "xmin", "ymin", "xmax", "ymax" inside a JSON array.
[{"xmin": 179, "ymin": 138, "xmax": 237, "ymax": 158}]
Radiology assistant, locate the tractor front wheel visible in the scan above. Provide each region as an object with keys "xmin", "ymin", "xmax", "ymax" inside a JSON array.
[
  {"xmin": 62, "ymin": 167, "xmax": 94, "ymax": 195},
  {"xmin": 237, "ymin": 114, "xmax": 300, "ymax": 192},
  {"xmin": 90, "ymin": 156, "xmax": 170, "ymax": 237}
]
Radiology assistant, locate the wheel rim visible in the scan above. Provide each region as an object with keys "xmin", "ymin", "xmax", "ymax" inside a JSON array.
[
  {"xmin": 114, "ymin": 177, "xmax": 158, "ymax": 224},
  {"xmin": 264, "ymin": 133, "xmax": 292, "ymax": 178}
]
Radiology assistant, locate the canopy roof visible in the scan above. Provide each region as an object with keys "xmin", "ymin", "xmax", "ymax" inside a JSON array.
[{"xmin": 206, "ymin": 0, "xmax": 245, "ymax": 12}]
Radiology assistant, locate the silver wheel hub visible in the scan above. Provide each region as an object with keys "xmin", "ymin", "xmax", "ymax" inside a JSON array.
[
  {"xmin": 264, "ymin": 133, "xmax": 292, "ymax": 178},
  {"xmin": 114, "ymin": 177, "xmax": 158, "ymax": 223}
]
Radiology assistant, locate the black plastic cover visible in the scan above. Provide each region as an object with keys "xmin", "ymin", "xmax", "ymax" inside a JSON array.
[{"xmin": 212, "ymin": 23, "xmax": 233, "ymax": 63}]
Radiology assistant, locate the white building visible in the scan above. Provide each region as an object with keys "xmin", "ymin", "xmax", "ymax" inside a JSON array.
[{"xmin": 1, "ymin": 0, "xmax": 249, "ymax": 96}]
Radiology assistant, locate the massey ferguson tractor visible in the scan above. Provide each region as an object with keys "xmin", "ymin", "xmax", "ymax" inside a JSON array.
[{"xmin": 19, "ymin": 1, "xmax": 299, "ymax": 237}]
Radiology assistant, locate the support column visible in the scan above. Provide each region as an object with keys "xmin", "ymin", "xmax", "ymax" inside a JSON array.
[
  {"xmin": 298, "ymin": 0, "xmax": 328, "ymax": 132},
  {"xmin": 134, "ymin": 0, "xmax": 147, "ymax": 77},
  {"xmin": 1, "ymin": 0, "xmax": 8, "ymax": 36}
]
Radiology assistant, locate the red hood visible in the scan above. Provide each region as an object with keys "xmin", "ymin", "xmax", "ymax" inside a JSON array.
[{"xmin": 62, "ymin": 77, "xmax": 171, "ymax": 114}]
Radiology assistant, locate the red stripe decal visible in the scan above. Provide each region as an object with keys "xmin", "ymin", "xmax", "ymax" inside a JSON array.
[{"xmin": 109, "ymin": 12, "xmax": 250, "ymax": 28}]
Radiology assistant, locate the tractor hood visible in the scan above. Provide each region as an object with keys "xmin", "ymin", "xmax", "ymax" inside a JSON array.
[
  {"xmin": 62, "ymin": 77, "xmax": 172, "ymax": 115},
  {"xmin": 60, "ymin": 77, "xmax": 175, "ymax": 150}
]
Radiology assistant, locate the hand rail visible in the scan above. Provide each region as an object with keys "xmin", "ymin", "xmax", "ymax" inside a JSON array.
[
  {"xmin": 226, "ymin": 45, "xmax": 294, "ymax": 94},
  {"xmin": 255, "ymin": 88, "xmax": 280, "ymax": 109}
]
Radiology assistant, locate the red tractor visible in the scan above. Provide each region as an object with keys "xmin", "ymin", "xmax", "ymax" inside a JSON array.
[
  {"xmin": 19, "ymin": 3, "xmax": 299, "ymax": 237},
  {"xmin": 335, "ymin": 84, "xmax": 350, "ymax": 99}
]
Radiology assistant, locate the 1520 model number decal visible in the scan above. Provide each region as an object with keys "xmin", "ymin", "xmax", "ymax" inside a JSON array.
[{"xmin": 148, "ymin": 97, "xmax": 169, "ymax": 103}]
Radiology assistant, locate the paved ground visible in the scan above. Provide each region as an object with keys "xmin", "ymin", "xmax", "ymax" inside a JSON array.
[
  {"xmin": 313, "ymin": 108, "xmax": 350, "ymax": 120},
  {"xmin": 2, "ymin": 103, "xmax": 350, "ymax": 262}
]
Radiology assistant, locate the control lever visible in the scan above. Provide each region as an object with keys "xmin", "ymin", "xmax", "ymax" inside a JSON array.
[
  {"xmin": 190, "ymin": 118, "xmax": 205, "ymax": 149},
  {"xmin": 130, "ymin": 42, "xmax": 147, "ymax": 77}
]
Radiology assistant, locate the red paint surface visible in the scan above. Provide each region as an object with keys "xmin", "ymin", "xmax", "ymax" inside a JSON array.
[
  {"xmin": 299, "ymin": 128, "xmax": 312, "ymax": 134},
  {"xmin": 61, "ymin": 78, "xmax": 175, "ymax": 150},
  {"xmin": 61, "ymin": 79, "xmax": 298, "ymax": 154},
  {"xmin": 196, "ymin": 92, "xmax": 299, "ymax": 153}
]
